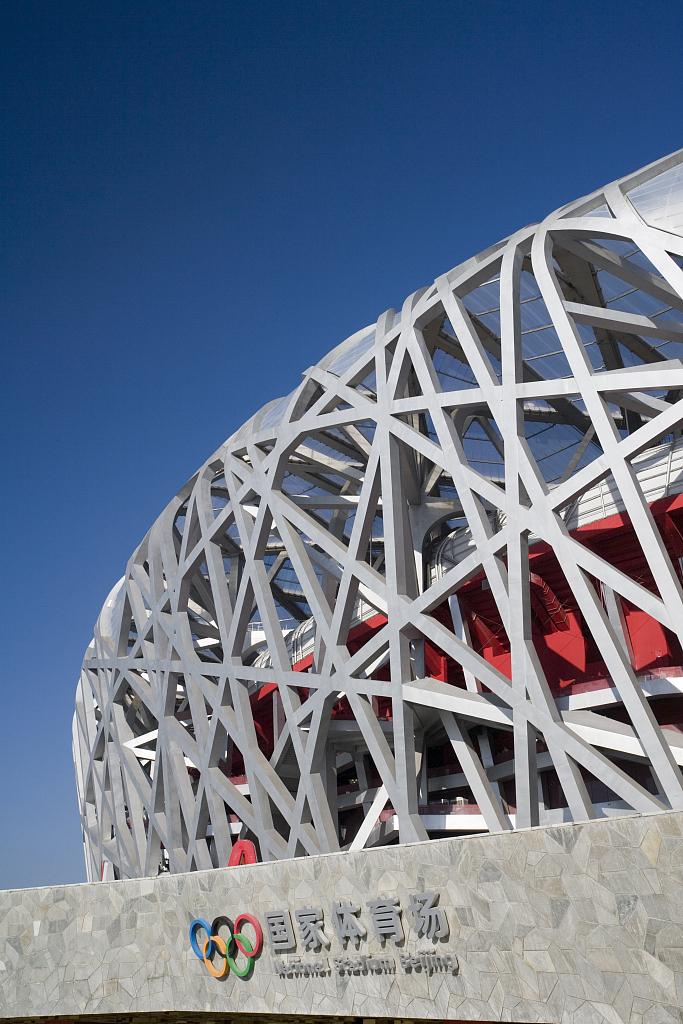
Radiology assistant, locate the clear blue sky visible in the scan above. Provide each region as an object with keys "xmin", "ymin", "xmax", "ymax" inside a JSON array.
[{"xmin": 2, "ymin": 0, "xmax": 682, "ymax": 889}]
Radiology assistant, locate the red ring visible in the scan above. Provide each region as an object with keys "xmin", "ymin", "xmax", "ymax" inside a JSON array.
[{"xmin": 233, "ymin": 913, "xmax": 262, "ymax": 957}]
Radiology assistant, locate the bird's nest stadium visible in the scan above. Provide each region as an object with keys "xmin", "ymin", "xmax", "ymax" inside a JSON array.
[{"xmin": 74, "ymin": 148, "xmax": 683, "ymax": 883}]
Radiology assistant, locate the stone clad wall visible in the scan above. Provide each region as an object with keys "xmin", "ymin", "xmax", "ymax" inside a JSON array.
[{"xmin": 1, "ymin": 811, "xmax": 683, "ymax": 1023}]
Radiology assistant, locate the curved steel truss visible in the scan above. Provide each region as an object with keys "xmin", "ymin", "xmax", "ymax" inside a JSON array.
[{"xmin": 75, "ymin": 150, "xmax": 683, "ymax": 879}]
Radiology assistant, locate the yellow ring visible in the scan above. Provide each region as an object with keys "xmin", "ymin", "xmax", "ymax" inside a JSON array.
[{"xmin": 202, "ymin": 934, "xmax": 228, "ymax": 977}]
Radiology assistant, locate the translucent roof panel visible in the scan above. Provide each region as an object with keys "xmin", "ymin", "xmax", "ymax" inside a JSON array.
[
  {"xmin": 592, "ymin": 238, "xmax": 662, "ymax": 275},
  {"xmin": 627, "ymin": 161, "xmax": 683, "ymax": 234},
  {"xmin": 583, "ymin": 203, "xmax": 614, "ymax": 219},
  {"xmin": 524, "ymin": 417, "xmax": 596, "ymax": 485},
  {"xmin": 327, "ymin": 329, "xmax": 376, "ymax": 377},
  {"xmin": 463, "ymin": 419, "xmax": 504, "ymax": 481},
  {"xmin": 432, "ymin": 344, "xmax": 478, "ymax": 391},
  {"xmin": 260, "ymin": 391, "xmax": 294, "ymax": 432},
  {"xmin": 518, "ymin": 272, "xmax": 572, "ymax": 378},
  {"xmin": 598, "ymin": 269, "xmax": 674, "ymax": 317},
  {"xmin": 463, "ymin": 276, "xmax": 501, "ymax": 336},
  {"xmin": 557, "ymin": 320, "xmax": 606, "ymax": 373}
]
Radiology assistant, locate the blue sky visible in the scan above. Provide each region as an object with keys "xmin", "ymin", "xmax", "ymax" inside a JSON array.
[{"xmin": 2, "ymin": 0, "xmax": 683, "ymax": 889}]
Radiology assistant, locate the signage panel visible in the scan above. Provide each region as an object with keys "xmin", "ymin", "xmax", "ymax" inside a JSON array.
[{"xmin": 188, "ymin": 888, "xmax": 458, "ymax": 980}]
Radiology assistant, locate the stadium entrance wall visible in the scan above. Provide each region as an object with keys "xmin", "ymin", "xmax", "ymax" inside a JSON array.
[{"xmin": 1, "ymin": 811, "xmax": 682, "ymax": 1024}]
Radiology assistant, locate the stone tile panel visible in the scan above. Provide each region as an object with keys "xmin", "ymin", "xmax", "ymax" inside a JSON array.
[{"xmin": 2, "ymin": 812, "xmax": 683, "ymax": 1021}]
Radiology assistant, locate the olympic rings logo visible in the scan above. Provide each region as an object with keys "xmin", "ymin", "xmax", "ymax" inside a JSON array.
[{"xmin": 190, "ymin": 915, "xmax": 263, "ymax": 978}]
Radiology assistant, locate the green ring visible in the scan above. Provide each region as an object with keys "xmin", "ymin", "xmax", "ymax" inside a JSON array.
[{"xmin": 226, "ymin": 932, "xmax": 253, "ymax": 977}]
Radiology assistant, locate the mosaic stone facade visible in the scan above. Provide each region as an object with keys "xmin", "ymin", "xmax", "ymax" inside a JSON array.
[{"xmin": 2, "ymin": 811, "xmax": 683, "ymax": 1023}]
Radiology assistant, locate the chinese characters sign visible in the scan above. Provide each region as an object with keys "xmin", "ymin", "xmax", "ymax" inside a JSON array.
[
  {"xmin": 264, "ymin": 891, "xmax": 448, "ymax": 952},
  {"xmin": 190, "ymin": 891, "xmax": 457, "ymax": 979}
]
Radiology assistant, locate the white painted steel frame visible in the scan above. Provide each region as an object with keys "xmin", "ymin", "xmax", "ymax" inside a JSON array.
[{"xmin": 74, "ymin": 150, "xmax": 683, "ymax": 880}]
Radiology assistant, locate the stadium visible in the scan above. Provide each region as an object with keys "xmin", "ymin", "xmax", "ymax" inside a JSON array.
[
  {"xmin": 75, "ymin": 148, "xmax": 683, "ymax": 881},
  {"xmin": 4, "ymin": 150, "xmax": 683, "ymax": 1024}
]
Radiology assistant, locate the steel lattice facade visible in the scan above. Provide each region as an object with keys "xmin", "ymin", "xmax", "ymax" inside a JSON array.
[{"xmin": 75, "ymin": 150, "xmax": 683, "ymax": 881}]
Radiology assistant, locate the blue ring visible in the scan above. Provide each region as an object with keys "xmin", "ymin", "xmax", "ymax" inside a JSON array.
[{"xmin": 189, "ymin": 918, "xmax": 213, "ymax": 959}]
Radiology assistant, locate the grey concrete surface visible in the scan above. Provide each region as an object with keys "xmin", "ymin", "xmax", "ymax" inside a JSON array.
[{"xmin": 3, "ymin": 810, "xmax": 683, "ymax": 1023}]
